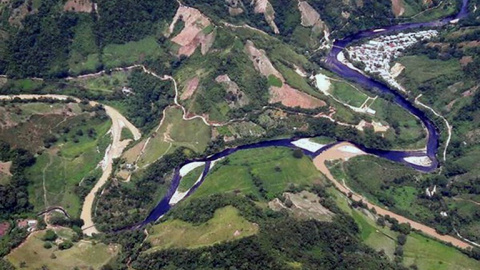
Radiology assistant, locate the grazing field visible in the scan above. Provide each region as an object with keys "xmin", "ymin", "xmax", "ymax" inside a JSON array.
[
  {"xmin": 23, "ymin": 110, "xmax": 111, "ymax": 217},
  {"xmin": 330, "ymin": 81, "xmax": 370, "ymax": 108},
  {"xmin": 102, "ymin": 36, "xmax": 165, "ymax": 69},
  {"xmin": 7, "ymin": 228, "xmax": 118, "ymax": 270},
  {"xmin": 190, "ymin": 147, "xmax": 324, "ymax": 200},
  {"xmin": 178, "ymin": 165, "xmax": 205, "ymax": 192},
  {"xmin": 371, "ymin": 98, "xmax": 427, "ymax": 149},
  {"xmin": 403, "ymin": 232, "xmax": 480, "ymax": 270},
  {"xmin": 146, "ymin": 206, "xmax": 258, "ymax": 251},
  {"xmin": 404, "ymin": 0, "xmax": 460, "ymax": 22},
  {"xmin": 68, "ymin": 15, "xmax": 101, "ymax": 75},
  {"xmin": 136, "ymin": 106, "xmax": 211, "ymax": 167},
  {"xmin": 329, "ymin": 155, "xmax": 435, "ymax": 222},
  {"xmin": 397, "ymin": 55, "xmax": 462, "ymax": 87},
  {"xmin": 328, "ymin": 187, "xmax": 398, "ymax": 260},
  {"xmin": 70, "ymin": 70, "xmax": 130, "ymax": 94}
]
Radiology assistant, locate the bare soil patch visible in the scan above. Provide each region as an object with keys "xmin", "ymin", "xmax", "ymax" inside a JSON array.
[
  {"xmin": 245, "ymin": 40, "xmax": 283, "ymax": 79},
  {"xmin": 458, "ymin": 40, "xmax": 480, "ymax": 49},
  {"xmin": 298, "ymin": 1, "xmax": 321, "ymax": 27},
  {"xmin": 63, "ymin": 0, "xmax": 94, "ymax": 13},
  {"xmin": 169, "ymin": 6, "xmax": 214, "ymax": 57},
  {"xmin": 269, "ymin": 191, "xmax": 334, "ymax": 222},
  {"xmin": 460, "ymin": 56, "xmax": 473, "ymax": 67},
  {"xmin": 245, "ymin": 40, "xmax": 325, "ymax": 109},
  {"xmin": 252, "ymin": 0, "xmax": 279, "ymax": 33},
  {"xmin": 270, "ymin": 85, "xmax": 326, "ymax": 109},
  {"xmin": 122, "ymin": 139, "xmax": 146, "ymax": 164},
  {"xmin": 215, "ymin": 74, "xmax": 249, "ymax": 108},
  {"xmin": 392, "ymin": 0, "xmax": 405, "ymax": 17},
  {"xmin": 0, "ymin": 161, "xmax": 12, "ymax": 176},
  {"xmin": 0, "ymin": 222, "xmax": 9, "ymax": 237},
  {"xmin": 180, "ymin": 77, "xmax": 200, "ymax": 100}
]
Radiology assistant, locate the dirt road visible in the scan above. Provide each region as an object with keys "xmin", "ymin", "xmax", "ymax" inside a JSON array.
[
  {"xmin": 313, "ymin": 142, "xmax": 472, "ymax": 249},
  {"xmin": 0, "ymin": 94, "xmax": 141, "ymax": 236}
]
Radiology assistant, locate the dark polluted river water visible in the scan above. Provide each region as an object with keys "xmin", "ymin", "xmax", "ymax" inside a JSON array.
[{"xmin": 136, "ymin": 0, "xmax": 470, "ymax": 228}]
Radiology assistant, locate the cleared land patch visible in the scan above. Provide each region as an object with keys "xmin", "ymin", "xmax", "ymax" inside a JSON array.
[
  {"xmin": 7, "ymin": 228, "xmax": 118, "ymax": 269},
  {"xmin": 178, "ymin": 164, "xmax": 205, "ymax": 192},
  {"xmin": 190, "ymin": 147, "xmax": 324, "ymax": 200},
  {"xmin": 134, "ymin": 106, "xmax": 211, "ymax": 167},
  {"xmin": 403, "ymin": 232, "xmax": 480, "ymax": 270},
  {"xmin": 102, "ymin": 36, "xmax": 165, "ymax": 69},
  {"xmin": 147, "ymin": 206, "xmax": 258, "ymax": 251}
]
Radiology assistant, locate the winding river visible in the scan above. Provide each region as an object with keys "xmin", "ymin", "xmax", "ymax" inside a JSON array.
[{"xmin": 140, "ymin": 0, "xmax": 472, "ymax": 227}]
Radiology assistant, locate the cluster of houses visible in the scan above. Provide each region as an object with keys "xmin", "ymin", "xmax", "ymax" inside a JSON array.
[{"xmin": 346, "ymin": 30, "xmax": 438, "ymax": 92}]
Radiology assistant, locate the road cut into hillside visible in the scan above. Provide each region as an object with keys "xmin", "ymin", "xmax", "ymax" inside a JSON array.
[
  {"xmin": 0, "ymin": 94, "xmax": 141, "ymax": 236},
  {"xmin": 313, "ymin": 142, "xmax": 472, "ymax": 249}
]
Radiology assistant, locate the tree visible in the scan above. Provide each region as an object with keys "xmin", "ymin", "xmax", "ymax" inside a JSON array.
[
  {"xmin": 42, "ymin": 230, "xmax": 57, "ymax": 241},
  {"xmin": 292, "ymin": 149, "xmax": 304, "ymax": 159},
  {"xmin": 397, "ymin": 234, "xmax": 407, "ymax": 246}
]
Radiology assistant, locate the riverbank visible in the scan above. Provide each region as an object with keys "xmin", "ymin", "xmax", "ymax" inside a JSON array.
[{"xmin": 312, "ymin": 142, "xmax": 472, "ymax": 249}]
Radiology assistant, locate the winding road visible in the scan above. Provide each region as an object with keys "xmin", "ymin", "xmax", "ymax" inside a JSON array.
[{"xmin": 1, "ymin": 0, "xmax": 475, "ymax": 250}]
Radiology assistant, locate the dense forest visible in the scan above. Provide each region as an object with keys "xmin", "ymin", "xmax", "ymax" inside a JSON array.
[
  {"xmin": 0, "ymin": 142, "xmax": 35, "ymax": 220},
  {"xmin": 0, "ymin": 0, "xmax": 178, "ymax": 78},
  {"xmin": 119, "ymin": 193, "xmax": 402, "ymax": 269},
  {"xmin": 94, "ymin": 148, "xmax": 192, "ymax": 231}
]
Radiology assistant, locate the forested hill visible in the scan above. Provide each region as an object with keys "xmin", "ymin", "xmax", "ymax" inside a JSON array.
[
  {"xmin": 0, "ymin": 0, "xmax": 466, "ymax": 79},
  {"xmin": 0, "ymin": 0, "xmax": 178, "ymax": 78}
]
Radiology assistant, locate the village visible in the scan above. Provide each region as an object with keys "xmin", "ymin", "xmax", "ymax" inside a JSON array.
[{"xmin": 346, "ymin": 30, "xmax": 438, "ymax": 92}]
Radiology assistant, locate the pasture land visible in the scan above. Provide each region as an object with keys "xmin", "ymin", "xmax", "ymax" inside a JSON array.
[
  {"xmin": 146, "ymin": 206, "xmax": 258, "ymax": 251},
  {"xmin": 190, "ymin": 147, "xmax": 324, "ymax": 200},
  {"xmin": 7, "ymin": 228, "xmax": 118, "ymax": 270}
]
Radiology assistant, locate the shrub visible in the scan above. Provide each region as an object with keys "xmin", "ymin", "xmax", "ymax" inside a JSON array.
[
  {"xmin": 42, "ymin": 230, "xmax": 57, "ymax": 242},
  {"xmin": 292, "ymin": 149, "xmax": 303, "ymax": 159}
]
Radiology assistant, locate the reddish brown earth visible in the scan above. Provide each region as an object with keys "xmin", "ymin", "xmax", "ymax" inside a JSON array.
[
  {"xmin": 0, "ymin": 161, "xmax": 12, "ymax": 176},
  {"xmin": 63, "ymin": 0, "xmax": 94, "ymax": 13},
  {"xmin": 0, "ymin": 222, "xmax": 9, "ymax": 237},
  {"xmin": 392, "ymin": 0, "xmax": 405, "ymax": 17},
  {"xmin": 169, "ymin": 6, "xmax": 214, "ymax": 57},
  {"xmin": 460, "ymin": 56, "xmax": 473, "ymax": 66},
  {"xmin": 245, "ymin": 40, "xmax": 325, "ymax": 109},
  {"xmin": 180, "ymin": 77, "xmax": 200, "ymax": 100},
  {"xmin": 458, "ymin": 40, "xmax": 480, "ymax": 49},
  {"xmin": 270, "ymin": 85, "xmax": 326, "ymax": 109}
]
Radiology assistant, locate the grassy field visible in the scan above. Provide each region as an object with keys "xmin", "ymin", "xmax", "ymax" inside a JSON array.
[
  {"xmin": 327, "ymin": 187, "xmax": 480, "ymax": 268},
  {"xmin": 72, "ymin": 70, "xmax": 130, "ymax": 94},
  {"xmin": 102, "ymin": 36, "xmax": 165, "ymax": 69},
  {"xmin": 121, "ymin": 126, "xmax": 135, "ymax": 141},
  {"xmin": 146, "ymin": 206, "xmax": 258, "ymax": 251},
  {"xmin": 190, "ymin": 147, "xmax": 324, "ymax": 200},
  {"xmin": 371, "ymin": 98, "xmax": 427, "ymax": 149},
  {"xmin": 7, "ymin": 228, "xmax": 118, "ymax": 269},
  {"xmin": 330, "ymin": 81, "xmax": 369, "ymax": 108},
  {"xmin": 330, "ymin": 155, "xmax": 435, "ymax": 222},
  {"xmin": 0, "ymin": 172, "xmax": 10, "ymax": 185},
  {"xmin": 68, "ymin": 15, "xmax": 101, "ymax": 75},
  {"xmin": 178, "ymin": 165, "xmax": 205, "ymax": 192},
  {"xmin": 398, "ymin": 55, "xmax": 462, "ymax": 87},
  {"xmin": 137, "ymin": 106, "xmax": 211, "ymax": 167},
  {"xmin": 403, "ymin": 232, "xmax": 480, "ymax": 270},
  {"xmin": 24, "ymin": 112, "xmax": 111, "ymax": 217},
  {"xmin": 404, "ymin": 0, "xmax": 460, "ymax": 22},
  {"xmin": 275, "ymin": 62, "xmax": 319, "ymax": 97},
  {"xmin": 327, "ymin": 187, "xmax": 398, "ymax": 259},
  {"xmin": 267, "ymin": 74, "xmax": 283, "ymax": 87}
]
